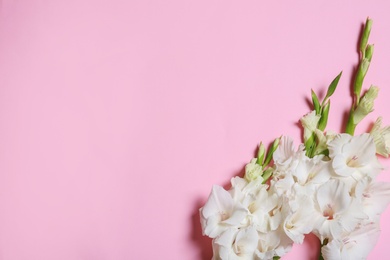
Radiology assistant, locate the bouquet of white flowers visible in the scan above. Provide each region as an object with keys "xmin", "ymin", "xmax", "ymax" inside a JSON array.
[{"xmin": 199, "ymin": 18, "xmax": 390, "ymax": 260}]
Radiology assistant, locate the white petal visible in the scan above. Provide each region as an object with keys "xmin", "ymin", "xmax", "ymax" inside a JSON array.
[
  {"xmin": 234, "ymin": 226, "xmax": 259, "ymax": 255},
  {"xmin": 273, "ymin": 136, "xmax": 295, "ymax": 167},
  {"xmin": 202, "ymin": 185, "xmax": 234, "ymax": 219},
  {"xmin": 201, "ymin": 185, "xmax": 247, "ymax": 238}
]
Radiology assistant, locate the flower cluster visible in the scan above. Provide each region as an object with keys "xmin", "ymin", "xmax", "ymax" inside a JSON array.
[
  {"xmin": 201, "ymin": 133, "xmax": 390, "ymax": 259},
  {"xmin": 199, "ymin": 18, "xmax": 390, "ymax": 259}
]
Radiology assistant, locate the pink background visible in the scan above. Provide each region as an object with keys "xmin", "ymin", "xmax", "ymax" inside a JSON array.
[{"xmin": 0, "ymin": 1, "xmax": 390, "ymax": 259}]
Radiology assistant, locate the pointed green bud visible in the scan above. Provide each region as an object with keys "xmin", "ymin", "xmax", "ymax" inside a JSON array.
[
  {"xmin": 256, "ymin": 142, "xmax": 266, "ymax": 165},
  {"xmin": 360, "ymin": 18, "xmax": 373, "ymax": 54},
  {"xmin": 311, "ymin": 89, "xmax": 321, "ymax": 115},
  {"xmin": 318, "ymin": 101, "xmax": 330, "ymax": 131},
  {"xmin": 323, "ymin": 71, "xmax": 342, "ymax": 104},
  {"xmin": 261, "ymin": 168, "xmax": 274, "ymax": 184},
  {"xmin": 353, "ymin": 85, "xmax": 379, "ymax": 124},
  {"xmin": 263, "ymin": 137, "xmax": 280, "ymax": 166},
  {"xmin": 354, "ymin": 59, "xmax": 371, "ymax": 100},
  {"xmin": 365, "ymin": 44, "xmax": 374, "ymax": 62}
]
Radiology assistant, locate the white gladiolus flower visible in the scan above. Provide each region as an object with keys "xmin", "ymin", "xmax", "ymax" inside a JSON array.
[
  {"xmin": 313, "ymin": 179, "xmax": 367, "ymax": 242},
  {"xmin": 328, "ymin": 133, "xmax": 382, "ymax": 180},
  {"xmin": 300, "ymin": 110, "xmax": 321, "ymax": 142},
  {"xmin": 355, "ymin": 176, "xmax": 390, "ymax": 222},
  {"xmin": 249, "ymin": 185, "xmax": 282, "ymax": 233},
  {"xmin": 282, "ymin": 195, "xmax": 316, "ymax": 244},
  {"xmin": 200, "ymin": 185, "xmax": 248, "ymax": 238},
  {"xmin": 255, "ymin": 227, "xmax": 293, "ymax": 260},
  {"xmin": 230, "ymin": 176, "xmax": 266, "ymax": 210},
  {"xmin": 272, "ymin": 136, "xmax": 306, "ymax": 196},
  {"xmin": 292, "ymin": 154, "xmax": 331, "ymax": 192},
  {"xmin": 321, "ymin": 222, "xmax": 381, "ymax": 260},
  {"xmin": 213, "ymin": 227, "xmax": 258, "ymax": 260},
  {"xmin": 370, "ymin": 117, "xmax": 390, "ymax": 157},
  {"xmin": 270, "ymin": 175, "xmax": 295, "ymax": 197}
]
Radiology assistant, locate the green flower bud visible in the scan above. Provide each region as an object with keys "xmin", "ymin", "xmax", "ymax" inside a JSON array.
[
  {"xmin": 360, "ymin": 18, "xmax": 373, "ymax": 54},
  {"xmin": 365, "ymin": 44, "xmax": 374, "ymax": 62},
  {"xmin": 256, "ymin": 142, "xmax": 266, "ymax": 165},
  {"xmin": 263, "ymin": 137, "xmax": 280, "ymax": 166},
  {"xmin": 353, "ymin": 85, "xmax": 379, "ymax": 124},
  {"xmin": 354, "ymin": 59, "xmax": 371, "ymax": 99},
  {"xmin": 261, "ymin": 168, "xmax": 274, "ymax": 184}
]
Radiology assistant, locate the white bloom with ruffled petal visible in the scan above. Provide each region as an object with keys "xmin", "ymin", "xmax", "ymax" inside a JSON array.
[
  {"xmin": 313, "ymin": 179, "xmax": 367, "ymax": 242},
  {"xmin": 249, "ymin": 186, "xmax": 282, "ymax": 233},
  {"xmin": 355, "ymin": 176, "xmax": 390, "ymax": 222},
  {"xmin": 292, "ymin": 154, "xmax": 332, "ymax": 195},
  {"xmin": 255, "ymin": 226, "xmax": 293, "ymax": 260},
  {"xmin": 282, "ymin": 195, "xmax": 316, "ymax": 244},
  {"xmin": 200, "ymin": 185, "xmax": 248, "ymax": 238},
  {"xmin": 213, "ymin": 226, "xmax": 258, "ymax": 260},
  {"xmin": 328, "ymin": 134, "xmax": 382, "ymax": 192},
  {"xmin": 328, "ymin": 133, "xmax": 382, "ymax": 178},
  {"xmin": 321, "ymin": 222, "xmax": 381, "ymax": 260}
]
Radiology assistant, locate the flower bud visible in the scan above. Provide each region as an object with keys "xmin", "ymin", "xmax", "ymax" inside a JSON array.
[
  {"xmin": 314, "ymin": 129, "xmax": 327, "ymax": 155},
  {"xmin": 353, "ymin": 85, "xmax": 379, "ymax": 124},
  {"xmin": 300, "ymin": 110, "xmax": 321, "ymax": 142},
  {"xmin": 261, "ymin": 168, "xmax": 274, "ymax": 184},
  {"xmin": 264, "ymin": 137, "xmax": 280, "ymax": 166},
  {"xmin": 365, "ymin": 44, "xmax": 374, "ymax": 62},
  {"xmin": 370, "ymin": 117, "xmax": 390, "ymax": 157},
  {"xmin": 245, "ymin": 158, "xmax": 263, "ymax": 182},
  {"xmin": 354, "ymin": 59, "xmax": 371, "ymax": 98},
  {"xmin": 257, "ymin": 142, "xmax": 266, "ymax": 165},
  {"xmin": 360, "ymin": 18, "xmax": 373, "ymax": 54}
]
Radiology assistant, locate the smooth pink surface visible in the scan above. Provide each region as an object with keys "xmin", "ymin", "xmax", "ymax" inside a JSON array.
[{"xmin": 0, "ymin": 1, "xmax": 390, "ymax": 259}]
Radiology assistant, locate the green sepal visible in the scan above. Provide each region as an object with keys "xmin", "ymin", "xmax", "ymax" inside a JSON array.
[
  {"xmin": 305, "ymin": 133, "xmax": 316, "ymax": 158},
  {"xmin": 360, "ymin": 18, "xmax": 373, "ymax": 54},
  {"xmin": 261, "ymin": 168, "xmax": 273, "ymax": 184},
  {"xmin": 256, "ymin": 142, "xmax": 266, "ymax": 165},
  {"xmin": 319, "ymin": 149, "xmax": 329, "ymax": 157},
  {"xmin": 311, "ymin": 89, "xmax": 321, "ymax": 115},
  {"xmin": 354, "ymin": 59, "xmax": 370, "ymax": 101},
  {"xmin": 263, "ymin": 137, "xmax": 280, "ymax": 166},
  {"xmin": 318, "ymin": 101, "xmax": 330, "ymax": 131},
  {"xmin": 323, "ymin": 71, "xmax": 342, "ymax": 105},
  {"xmin": 365, "ymin": 44, "xmax": 374, "ymax": 62}
]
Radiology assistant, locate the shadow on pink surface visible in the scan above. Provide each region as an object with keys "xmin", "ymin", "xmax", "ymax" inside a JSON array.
[
  {"xmin": 301, "ymin": 233, "xmax": 321, "ymax": 260},
  {"xmin": 191, "ymin": 199, "xmax": 213, "ymax": 260}
]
